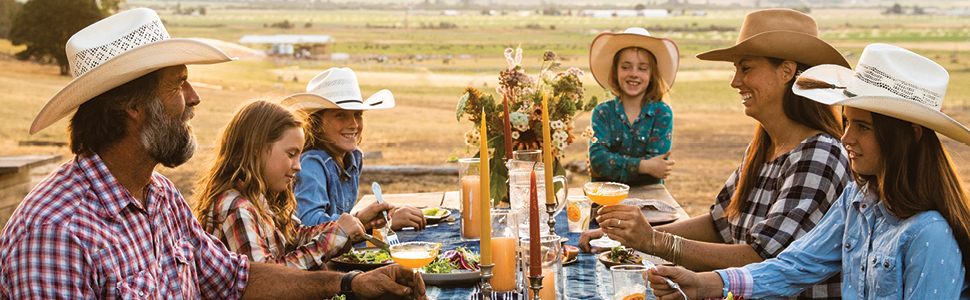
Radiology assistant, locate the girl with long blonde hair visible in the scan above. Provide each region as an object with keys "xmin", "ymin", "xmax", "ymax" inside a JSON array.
[{"xmin": 194, "ymin": 100, "xmax": 365, "ymax": 270}]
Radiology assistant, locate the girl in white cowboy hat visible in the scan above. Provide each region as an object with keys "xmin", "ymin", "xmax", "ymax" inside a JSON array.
[
  {"xmin": 285, "ymin": 68, "xmax": 427, "ymax": 232},
  {"xmin": 586, "ymin": 27, "xmax": 679, "ymax": 187},
  {"xmin": 650, "ymin": 43, "xmax": 970, "ymax": 300},
  {"xmin": 194, "ymin": 100, "xmax": 368, "ymax": 270},
  {"xmin": 581, "ymin": 9, "xmax": 849, "ymax": 299}
]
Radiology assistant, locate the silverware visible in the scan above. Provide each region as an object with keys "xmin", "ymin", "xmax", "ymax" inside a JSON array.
[
  {"xmin": 361, "ymin": 233, "xmax": 389, "ymax": 251},
  {"xmin": 372, "ymin": 182, "xmax": 400, "ymax": 245},
  {"xmin": 438, "ymin": 191, "xmax": 447, "ymax": 208}
]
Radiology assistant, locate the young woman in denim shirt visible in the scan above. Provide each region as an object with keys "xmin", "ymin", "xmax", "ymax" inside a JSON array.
[
  {"xmin": 284, "ymin": 68, "xmax": 426, "ymax": 231},
  {"xmin": 586, "ymin": 27, "xmax": 679, "ymax": 186},
  {"xmin": 650, "ymin": 44, "xmax": 970, "ymax": 300}
]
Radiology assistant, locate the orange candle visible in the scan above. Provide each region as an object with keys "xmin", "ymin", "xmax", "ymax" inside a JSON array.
[
  {"xmin": 460, "ymin": 175, "xmax": 481, "ymax": 238},
  {"xmin": 529, "ymin": 169, "xmax": 540, "ymax": 278},
  {"xmin": 491, "ymin": 236, "xmax": 517, "ymax": 292},
  {"xmin": 541, "ymin": 91, "xmax": 555, "ymax": 205},
  {"xmin": 528, "ymin": 269, "xmax": 556, "ymax": 300},
  {"xmin": 480, "ymin": 110, "xmax": 492, "ymax": 266}
]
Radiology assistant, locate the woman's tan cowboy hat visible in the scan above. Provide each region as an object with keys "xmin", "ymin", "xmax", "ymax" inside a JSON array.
[
  {"xmin": 793, "ymin": 43, "xmax": 970, "ymax": 146},
  {"xmin": 696, "ymin": 9, "xmax": 849, "ymax": 68},
  {"xmin": 589, "ymin": 27, "xmax": 680, "ymax": 95},
  {"xmin": 282, "ymin": 67, "xmax": 395, "ymax": 112},
  {"xmin": 29, "ymin": 8, "xmax": 235, "ymax": 135}
]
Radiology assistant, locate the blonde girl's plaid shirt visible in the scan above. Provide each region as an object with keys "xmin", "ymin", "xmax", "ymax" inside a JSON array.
[
  {"xmin": 710, "ymin": 133, "xmax": 850, "ymax": 300},
  {"xmin": 203, "ymin": 190, "xmax": 349, "ymax": 270},
  {"xmin": 0, "ymin": 154, "xmax": 249, "ymax": 299}
]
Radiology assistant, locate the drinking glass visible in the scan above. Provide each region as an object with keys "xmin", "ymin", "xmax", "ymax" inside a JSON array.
[
  {"xmin": 490, "ymin": 208, "xmax": 519, "ymax": 292},
  {"xmin": 506, "ymin": 156, "xmax": 568, "ymax": 237},
  {"xmin": 389, "ymin": 242, "xmax": 440, "ymax": 298},
  {"xmin": 458, "ymin": 158, "xmax": 482, "ymax": 240},
  {"xmin": 566, "ymin": 195, "xmax": 593, "ymax": 233},
  {"xmin": 519, "ymin": 235, "xmax": 564, "ymax": 300},
  {"xmin": 611, "ymin": 265, "xmax": 652, "ymax": 300},
  {"xmin": 584, "ymin": 182, "xmax": 630, "ymax": 248}
]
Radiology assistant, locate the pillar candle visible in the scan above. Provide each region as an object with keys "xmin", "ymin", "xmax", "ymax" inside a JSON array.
[
  {"xmin": 502, "ymin": 93, "xmax": 513, "ymax": 159},
  {"xmin": 479, "ymin": 110, "xmax": 492, "ymax": 266},
  {"xmin": 529, "ymin": 169, "xmax": 540, "ymax": 278},
  {"xmin": 541, "ymin": 91, "xmax": 555, "ymax": 205}
]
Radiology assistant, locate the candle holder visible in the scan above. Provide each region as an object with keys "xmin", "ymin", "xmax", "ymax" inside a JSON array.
[
  {"xmin": 545, "ymin": 203, "xmax": 556, "ymax": 235},
  {"xmin": 479, "ymin": 263, "xmax": 494, "ymax": 300},
  {"xmin": 527, "ymin": 275, "xmax": 545, "ymax": 300}
]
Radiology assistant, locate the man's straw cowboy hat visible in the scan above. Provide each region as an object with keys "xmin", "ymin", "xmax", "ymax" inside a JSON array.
[
  {"xmin": 696, "ymin": 9, "xmax": 849, "ymax": 68},
  {"xmin": 282, "ymin": 67, "xmax": 395, "ymax": 112},
  {"xmin": 30, "ymin": 8, "xmax": 235, "ymax": 135}
]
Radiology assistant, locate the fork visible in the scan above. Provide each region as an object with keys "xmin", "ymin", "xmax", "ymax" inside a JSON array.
[{"xmin": 372, "ymin": 182, "xmax": 400, "ymax": 246}]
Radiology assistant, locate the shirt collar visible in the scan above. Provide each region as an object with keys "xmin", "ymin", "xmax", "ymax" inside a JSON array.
[
  {"xmin": 611, "ymin": 97, "xmax": 660, "ymax": 121},
  {"xmin": 79, "ymin": 153, "xmax": 160, "ymax": 216},
  {"xmin": 853, "ymin": 183, "xmax": 902, "ymax": 225}
]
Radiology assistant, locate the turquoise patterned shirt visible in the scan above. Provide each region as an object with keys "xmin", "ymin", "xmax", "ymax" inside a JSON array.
[{"xmin": 588, "ymin": 97, "xmax": 673, "ymax": 186}]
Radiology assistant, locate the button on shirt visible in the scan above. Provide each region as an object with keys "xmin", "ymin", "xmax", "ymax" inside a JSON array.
[
  {"xmin": 588, "ymin": 97, "xmax": 672, "ymax": 186},
  {"xmin": 717, "ymin": 182, "xmax": 969, "ymax": 299},
  {"xmin": 0, "ymin": 154, "xmax": 250, "ymax": 299},
  {"xmin": 294, "ymin": 149, "xmax": 362, "ymax": 226}
]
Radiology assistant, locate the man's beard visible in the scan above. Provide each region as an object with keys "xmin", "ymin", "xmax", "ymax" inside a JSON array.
[{"xmin": 141, "ymin": 99, "xmax": 197, "ymax": 168}]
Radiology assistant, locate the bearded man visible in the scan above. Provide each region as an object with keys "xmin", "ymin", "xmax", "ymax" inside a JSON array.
[{"xmin": 0, "ymin": 8, "xmax": 424, "ymax": 300}]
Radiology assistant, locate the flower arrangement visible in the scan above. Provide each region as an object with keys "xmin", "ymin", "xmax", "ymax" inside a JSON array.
[
  {"xmin": 455, "ymin": 47, "xmax": 598, "ymax": 203},
  {"xmin": 456, "ymin": 48, "xmax": 598, "ymax": 160}
]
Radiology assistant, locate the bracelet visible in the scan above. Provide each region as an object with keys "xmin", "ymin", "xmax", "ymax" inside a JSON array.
[{"xmin": 340, "ymin": 270, "xmax": 363, "ymax": 300}]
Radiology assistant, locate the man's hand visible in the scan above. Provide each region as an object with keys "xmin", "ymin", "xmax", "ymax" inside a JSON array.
[
  {"xmin": 352, "ymin": 264, "xmax": 427, "ymax": 299},
  {"xmin": 389, "ymin": 206, "xmax": 426, "ymax": 231},
  {"xmin": 356, "ymin": 202, "xmax": 391, "ymax": 231}
]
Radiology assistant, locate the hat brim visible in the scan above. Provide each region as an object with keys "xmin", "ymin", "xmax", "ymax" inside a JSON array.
[
  {"xmin": 282, "ymin": 89, "xmax": 395, "ymax": 113},
  {"xmin": 696, "ymin": 31, "xmax": 850, "ymax": 68},
  {"xmin": 589, "ymin": 32, "xmax": 679, "ymax": 96},
  {"xmin": 30, "ymin": 38, "xmax": 235, "ymax": 135},
  {"xmin": 794, "ymin": 65, "xmax": 970, "ymax": 146}
]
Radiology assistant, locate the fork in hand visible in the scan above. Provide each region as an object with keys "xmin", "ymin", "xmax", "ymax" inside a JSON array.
[{"xmin": 372, "ymin": 182, "xmax": 399, "ymax": 245}]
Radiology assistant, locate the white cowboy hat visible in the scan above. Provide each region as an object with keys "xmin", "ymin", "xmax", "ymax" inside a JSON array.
[
  {"xmin": 29, "ymin": 8, "xmax": 236, "ymax": 135},
  {"xmin": 281, "ymin": 67, "xmax": 395, "ymax": 112},
  {"xmin": 696, "ymin": 9, "xmax": 849, "ymax": 68},
  {"xmin": 589, "ymin": 27, "xmax": 680, "ymax": 95},
  {"xmin": 793, "ymin": 43, "xmax": 970, "ymax": 146}
]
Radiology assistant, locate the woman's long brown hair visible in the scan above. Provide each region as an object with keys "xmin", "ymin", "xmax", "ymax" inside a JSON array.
[
  {"xmin": 608, "ymin": 47, "xmax": 670, "ymax": 106},
  {"xmin": 725, "ymin": 58, "xmax": 844, "ymax": 219},
  {"xmin": 194, "ymin": 100, "xmax": 304, "ymax": 242},
  {"xmin": 857, "ymin": 112, "xmax": 970, "ymax": 264}
]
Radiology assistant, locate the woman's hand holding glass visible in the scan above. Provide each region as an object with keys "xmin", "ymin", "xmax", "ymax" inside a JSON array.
[{"xmin": 596, "ymin": 204, "xmax": 655, "ymax": 252}]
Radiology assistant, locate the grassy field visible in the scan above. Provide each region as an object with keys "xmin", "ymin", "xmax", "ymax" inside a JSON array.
[{"xmin": 5, "ymin": 8, "xmax": 970, "ymax": 217}]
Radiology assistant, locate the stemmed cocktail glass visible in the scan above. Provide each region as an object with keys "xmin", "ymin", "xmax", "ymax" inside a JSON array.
[
  {"xmin": 583, "ymin": 182, "xmax": 630, "ymax": 248},
  {"xmin": 389, "ymin": 241, "xmax": 440, "ymax": 297}
]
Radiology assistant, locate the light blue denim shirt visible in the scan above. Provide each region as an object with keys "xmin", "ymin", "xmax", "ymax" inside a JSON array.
[
  {"xmin": 717, "ymin": 182, "xmax": 969, "ymax": 299},
  {"xmin": 293, "ymin": 149, "xmax": 362, "ymax": 226}
]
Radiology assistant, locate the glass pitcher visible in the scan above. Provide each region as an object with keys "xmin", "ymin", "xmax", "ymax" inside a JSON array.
[{"xmin": 506, "ymin": 150, "xmax": 567, "ymax": 236}]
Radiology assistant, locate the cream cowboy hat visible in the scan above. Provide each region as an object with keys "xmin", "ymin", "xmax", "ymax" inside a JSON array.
[
  {"xmin": 589, "ymin": 27, "xmax": 680, "ymax": 95},
  {"xmin": 696, "ymin": 9, "xmax": 849, "ymax": 68},
  {"xmin": 281, "ymin": 67, "xmax": 395, "ymax": 112},
  {"xmin": 29, "ymin": 8, "xmax": 235, "ymax": 135},
  {"xmin": 793, "ymin": 43, "xmax": 970, "ymax": 146}
]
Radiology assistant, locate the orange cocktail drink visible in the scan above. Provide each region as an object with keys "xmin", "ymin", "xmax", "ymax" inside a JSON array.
[{"xmin": 390, "ymin": 242, "xmax": 440, "ymax": 272}]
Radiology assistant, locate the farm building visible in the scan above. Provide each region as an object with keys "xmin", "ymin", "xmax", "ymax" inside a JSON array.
[
  {"xmin": 578, "ymin": 9, "xmax": 669, "ymax": 18},
  {"xmin": 238, "ymin": 34, "xmax": 335, "ymax": 58}
]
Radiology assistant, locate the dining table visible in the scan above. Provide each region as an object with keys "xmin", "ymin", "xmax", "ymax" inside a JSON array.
[{"xmin": 350, "ymin": 184, "xmax": 689, "ymax": 300}]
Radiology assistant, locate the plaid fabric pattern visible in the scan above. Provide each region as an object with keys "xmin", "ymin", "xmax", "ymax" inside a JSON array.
[
  {"xmin": 710, "ymin": 133, "xmax": 849, "ymax": 300},
  {"xmin": 0, "ymin": 154, "xmax": 249, "ymax": 299},
  {"xmin": 202, "ymin": 190, "xmax": 349, "ymax": 270}
]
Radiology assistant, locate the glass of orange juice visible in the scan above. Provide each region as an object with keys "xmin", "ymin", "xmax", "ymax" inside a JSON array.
[{"xmin": 584, "ymin": 182, "xmax": 630, "ymax": 248}]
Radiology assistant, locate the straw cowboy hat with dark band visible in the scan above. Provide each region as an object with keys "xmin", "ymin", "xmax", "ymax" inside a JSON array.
[
  {"xmin": 794, "ymin": 43, "xmax": 970, "ymax": 146},
  {"xmin": 696, "ymin": 9, "xmax": 850, "ymax": 68},
  {"xmin": 29, "ymin": 8, "xmax": 235, "ymax": 135},
  {"xmin": 589, "ymin": 27, "xmax": 680, "ymax": 95},
  {"xmin": 282, "ymin": 67, "xmax": 395, "ymax": 113}
]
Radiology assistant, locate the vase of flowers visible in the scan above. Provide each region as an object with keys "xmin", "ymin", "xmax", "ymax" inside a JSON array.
[{"xmin": 456, "ymin": 47, "xmax": 598, "ymax": 205}]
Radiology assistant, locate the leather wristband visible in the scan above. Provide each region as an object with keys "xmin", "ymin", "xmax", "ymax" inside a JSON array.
[{"xmin": 340, "ymin": 270, "xmax": 363, "ymax": 300}]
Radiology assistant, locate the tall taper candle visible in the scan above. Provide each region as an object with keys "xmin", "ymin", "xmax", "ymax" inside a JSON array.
[
  {"xmin": 480, "ymin": 110, "xmax": 492, "ymax": 266},
  {"xmin": 541, "ymin": 91, "xmax": 555, "ymax": 205},
  {"xmin": 529, "ymin": 169, "xmax": 540, "ymax": 277},
  {"xmin": 502, "ymin": 93, "xmax": 513, "ymax": 159}
]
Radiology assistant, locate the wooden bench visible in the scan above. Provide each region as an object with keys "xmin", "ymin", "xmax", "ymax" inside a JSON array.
[{"xmin": 0, "ymin": 155, "xmax": 63, "ymax": 230}]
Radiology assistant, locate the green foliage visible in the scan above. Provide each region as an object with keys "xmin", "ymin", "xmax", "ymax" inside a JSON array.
[
  {"xmin": 0, "ymin": 0, "xmax": 21, "ymax": 39},
  {"xmin": 9, "ymin": 0, "xmax": 103, "ymax": 75}
]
